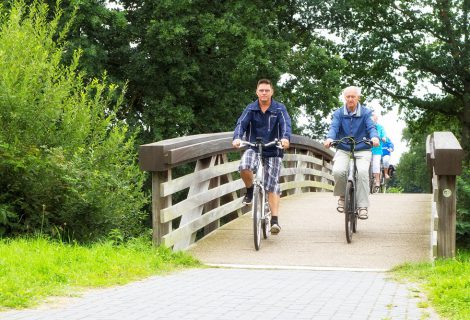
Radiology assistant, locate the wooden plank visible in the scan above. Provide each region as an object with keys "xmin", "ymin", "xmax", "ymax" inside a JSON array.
[
  {"xmin": 160, "ymin": 161, "xmax": 239, "ymax": 197},
  {"xmin": 162, "ymin": 198, "xmax": 244, "ymax": 248},
  {"xmin": 281, "ymin": 167, "xmax": 328, "ymax": 179},
  {"xmin": 161, "ymin": 179, "xmax": 245, "ymax": 223},
  {"xmin": 283, "ymin": 153, "xmax": 323, "ymax": 165},
  {"xmin": 280, "ymin": 180, "xmax": 334, "ymax": 192}
]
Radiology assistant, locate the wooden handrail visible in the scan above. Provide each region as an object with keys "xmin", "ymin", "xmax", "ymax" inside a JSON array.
[
  {"xmin": 426, "ymin": 132, "xmax": 464, "ymax": 258},
  {"xmin": 139, "ymin": 132, "xmax": 334, "ymax": 250}
]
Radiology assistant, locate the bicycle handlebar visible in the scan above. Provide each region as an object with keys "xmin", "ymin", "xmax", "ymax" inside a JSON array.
[
  {"xmin": 330, "ymin": 136, "xmax": 372, "ymax": 147},
  {"xmin": 239, "ymin": 139, "xmax": 284, "ymax": 149}
]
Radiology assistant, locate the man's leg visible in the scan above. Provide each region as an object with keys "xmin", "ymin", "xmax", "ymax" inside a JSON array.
[
  {"xmin": 332, "ymin": 150, "xmax": 349, "ymax": 197},
  {"xmin": 356, "ymin": 151, "xmax": 372, "ymax": 209},
  {"xmin": 239, "ymin": 150, "xmax": 257, "ymax": 205},
  {"xmin": 268, "ymin": 192, "xmax": 281, "ymax": 234},
  {"xmin": 264, "ymin": 157, "xmax": 282, "ymax": 234}
]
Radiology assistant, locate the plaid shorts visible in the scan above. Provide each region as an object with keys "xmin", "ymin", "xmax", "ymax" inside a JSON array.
[{"xmin": 239, "ymin": 149, "xmax": 282, "ymax": 194}]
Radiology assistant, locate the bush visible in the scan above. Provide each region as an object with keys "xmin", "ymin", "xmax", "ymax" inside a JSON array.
[
  {"xmin": 456, "ymin": 164, "xmax": 470, "ymax": 247},
  {"xmin": 0, "ymin": 1, "xmax": 148, "ymax": 241}
]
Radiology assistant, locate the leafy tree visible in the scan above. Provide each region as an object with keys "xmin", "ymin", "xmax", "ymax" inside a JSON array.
[
  {"xmin": 394, "ymin": 130, "xmax": 431, "ymax": 193},
  {"xmin": 0, "ymin": 0, "xmax": 147, "ymax": 241},
  {"xmin": 300, "ymin": 0, "xmax": 470, "ymax": 159}
]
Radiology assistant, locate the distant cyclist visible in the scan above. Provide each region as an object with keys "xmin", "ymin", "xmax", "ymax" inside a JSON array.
[
  {"xmin": 324, "ymin": 86, "xmax": 379, "ymax": 220},
  {"xmin": 382, "ymin": 137, "xmax": 394, "ymax": 179},
  {"xmin": 371, "ymin": 112, "xmax": 387, "ymax": 192},
  {"xmin": 232, "ymin": 79, "xmax": 292, "ymax": 234}
]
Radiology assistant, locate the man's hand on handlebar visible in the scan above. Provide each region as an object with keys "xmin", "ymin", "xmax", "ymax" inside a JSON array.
[
  {"xmin": 232, "ymin": 139, "xmax": 242, "ymax": 148},
  {"xmin": 280, "ymin": 138, "xmax": 289, "ymax": 149},
  {"xmin": 323, "ymin": 138, "xmax": 333, "ymax": 149}
]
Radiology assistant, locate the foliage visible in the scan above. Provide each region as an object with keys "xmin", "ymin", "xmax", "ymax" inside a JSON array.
[
  {"xmin": 391, "ymin": 249, "xmax": 470, "ymax": 320},
  {"xmin": 394, "ymin": 130, "xmax": 431, "ymax": 193},
  {"xmin": 299, "ymin": 0, "xmax": 470, "ymax": 159},
  {"xmin": 15, "ymin": 0, "xmax": 345, "ymax": 143},
  {"xmin": 0, "ymin": 235, "xmax": 200, "ymax": 309},
  {"xmin": 456, "ymin": 164, "xmax": 470, "ymax": 246},
  {"xmin": 0, "ymin": 0, "xmax": 148, "ymax": 241}
]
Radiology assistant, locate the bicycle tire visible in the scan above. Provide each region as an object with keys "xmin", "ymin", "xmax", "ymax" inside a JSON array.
[
  {"xmin": 262, "ymin": 200, "xmax": 270, "ymax": 239},
  {"xmin": 344, "ymin": 180, "xmax": 355, "ymax": 243},
  {"xmin": 252, "ymin": 187, "xmax": 262, "ymax": 250}
]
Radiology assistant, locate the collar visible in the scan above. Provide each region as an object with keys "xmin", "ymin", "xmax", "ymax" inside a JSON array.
[{"xmin": 343, "ymin": 103, "xmax": 362, "ymax": 116}]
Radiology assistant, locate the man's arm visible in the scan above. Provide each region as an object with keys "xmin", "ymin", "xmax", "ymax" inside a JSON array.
[
  {"xmin": 232, "ymin": 107, "xmax": 251, "ymax": 148},
  {"xmin": 324, "ymin": 110, "xmax": 340, "ymax": 148},
  {"xmin": 279, "ymin": 105, "xmax": 292, "ymax": 149}
]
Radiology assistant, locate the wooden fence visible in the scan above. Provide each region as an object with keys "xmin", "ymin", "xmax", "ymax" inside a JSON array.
[
  {"xmin": 139, "ymin": 132, "xmax": 334, "ymax": 250},
  {"xmin": 426, "ymin": 131, "xmax": 464, "ymax": 258}
]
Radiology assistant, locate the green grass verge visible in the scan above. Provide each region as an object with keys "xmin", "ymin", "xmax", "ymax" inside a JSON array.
[
  {"xmin": 0, "ymin": 236, "xmax": 200, "ymax": 310},
  {"xmin": 391, "ymin": 249, "xmax": 470, "ymax": 320}
]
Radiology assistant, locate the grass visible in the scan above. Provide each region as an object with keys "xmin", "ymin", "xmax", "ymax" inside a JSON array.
[
  {"xmin": 0, "ymin": 236, "xmax": 200, "ymax": 310},
  {"xmin": 391, "ymin": 249, "xmax": 470, "ymax": 320}
]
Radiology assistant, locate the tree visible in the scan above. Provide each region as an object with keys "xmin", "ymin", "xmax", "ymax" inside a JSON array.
[
  {"xmin": 0, "ymin": 0, "xmax": 147, "ymax": 241},
  {"xmin": 300, "ymin": 0, "xmax": 470, "ymax": 159}
]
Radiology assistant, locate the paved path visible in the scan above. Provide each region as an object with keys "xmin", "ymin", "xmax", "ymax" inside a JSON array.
[
  {"xmin": 1, "ymin": 193, "xmax": 440, "ymax": 319},
  {"xmin": 1, "ymin": 268, "xmax": 439, "ymax": 320},
  {"xmin": 188, "ymin": 193, "xmax": 433, "ymax": 270}
]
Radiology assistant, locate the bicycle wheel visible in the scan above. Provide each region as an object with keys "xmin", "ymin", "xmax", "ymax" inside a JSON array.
[
  {"xmin": 252, "ymin": 187, "xmax": 262, "ymax": 250},
  {"xmin": 262, "ymin": 200, "xmax": 271, "ymax": 239},
  {"xmin": 344, "ymin": 181, "xmax": 355, "ymax": 243}
]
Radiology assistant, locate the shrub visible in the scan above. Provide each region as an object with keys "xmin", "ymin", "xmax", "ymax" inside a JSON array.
[{"xmin": 0, "ymin": 1, "xmax": 148, "ymax": 241}]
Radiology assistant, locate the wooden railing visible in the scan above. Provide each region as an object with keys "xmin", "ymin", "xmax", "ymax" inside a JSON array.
[
  {"xmin": 426, "ymin": 131, "xmax": 464, "ymax": 258},
  {"xmin": 139, "ymin": 132, "xmax": 334, "ymax": 250}
]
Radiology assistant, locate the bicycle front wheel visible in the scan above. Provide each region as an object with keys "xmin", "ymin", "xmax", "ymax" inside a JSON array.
[
  {"xmin": 252, "ymin": 188, "xmax": 262, "ymax": 250},
  {"xmin": 344, "ymin": 181, "xmax": 355, "ymax": 243}
]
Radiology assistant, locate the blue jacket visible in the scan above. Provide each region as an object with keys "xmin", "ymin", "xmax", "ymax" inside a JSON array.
[
  {"xmin": 382, "ymin": 138, "xmax": 394, "ymax": 156},
  {"xmin": 326, "ymin": 104, "xmax": 378, "ymax": 152},
  {"xmin": 371, "ymin": 123, "xmax": 386, "ymax": 155},
  {"xmin": 233, "ymin": 99, "xmax": 292, "ymax": 158}
]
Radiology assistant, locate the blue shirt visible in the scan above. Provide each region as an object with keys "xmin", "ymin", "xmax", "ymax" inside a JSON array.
[
  {"xmin": 233, "ymin": 99, "xmax": 292, "ymax": 158},
  {"xmin": 326, "ymin": 104, "xmax": 378, "ymax": 152}
]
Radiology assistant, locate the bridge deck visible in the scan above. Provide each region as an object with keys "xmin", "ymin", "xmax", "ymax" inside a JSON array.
[{"xmin": 187, "ymin": 192, "xmax": 433, "ymax": 270}]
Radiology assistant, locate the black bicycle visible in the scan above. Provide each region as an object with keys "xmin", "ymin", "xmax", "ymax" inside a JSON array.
[
  {"xmin": 240, "ymin": 138, "xmax": 282, "ymax": 250},
  {"xmin": 331, "ymin": 137, "xmax": 371, "ymax": 243}
]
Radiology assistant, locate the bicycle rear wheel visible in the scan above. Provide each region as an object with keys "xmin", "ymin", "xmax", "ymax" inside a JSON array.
[
  {"xmin": 344, "ymin": 181, "xmax": 355, "ymax": 243},
  {"xmin": 252, "ymin": 187, "xmax": 262, "ymax": 250},
  {"xmin": 262, "ymin": 201, "xmax": 271, "ymax": 239}
]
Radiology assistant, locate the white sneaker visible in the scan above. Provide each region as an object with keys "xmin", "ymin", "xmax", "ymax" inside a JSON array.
[{"xmin": 270, "ymin": 223, "xmax": 281, "ymax": 234}]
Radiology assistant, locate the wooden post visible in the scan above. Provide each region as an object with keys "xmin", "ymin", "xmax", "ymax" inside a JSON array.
[
  {"xmin": 426, "ymin": 131, "xmax": 463, "ymax": 258},
  {"xmin": 437, "ymin": 175, "xmax": 457, "ymax": 258},
  {"xmin": 152, "ymin": 170, "xmax": 171, "ymax": 246}
]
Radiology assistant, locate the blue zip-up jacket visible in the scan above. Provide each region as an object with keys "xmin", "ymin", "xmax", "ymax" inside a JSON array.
[
  {"xmin": 326, "ymin": 104, "xmax": 378, "ymax": 152},
  {"xmin": 233, "ymin": 99, "xmax": 292, "ymax": 158},
  {"xmin": 371, "ymin": 123, "xmax": 386, "ymax": 155}
]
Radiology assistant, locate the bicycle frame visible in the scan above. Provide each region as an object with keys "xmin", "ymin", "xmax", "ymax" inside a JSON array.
[
  {"xmin": 331, "ymin": 136, "xmax": 371, "ymax": 243},
  {"xmin": 240, "ymin": 138, "xmax": 281, "ymax": 250}
]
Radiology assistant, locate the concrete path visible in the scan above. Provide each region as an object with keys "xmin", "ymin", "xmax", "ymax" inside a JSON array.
[
  {"xmin": 188, "ymin": 193, "xmax": 433, "ymax": 270},
  {"xmin": 1, "ymin": 268, "xmax": 439, "ymax": 320},
  {"xmin": 1, "ymin": 193, "xmax": 440, "ymax": 319}
]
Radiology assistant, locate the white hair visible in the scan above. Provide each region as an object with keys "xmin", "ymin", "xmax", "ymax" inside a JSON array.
[{"xmin": 342, "ymin": 86, "xmax": 361, "ymax": 97}]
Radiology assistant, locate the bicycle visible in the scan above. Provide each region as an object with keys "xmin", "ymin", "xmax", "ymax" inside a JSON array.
[
  {"xmin": 331, "ymin": 136, "xmax": 372, "ymax": 243},
  {"xmin": 239, "ymin": 138, "xmax": 283, "ymax": 250},
  {"xmin": 369, "ymin": 156, "xmax": 385, "ymax": 194}
]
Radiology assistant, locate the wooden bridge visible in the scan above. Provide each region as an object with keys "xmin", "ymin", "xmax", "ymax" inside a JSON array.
[{"xmin": 139, "ymin": 131, "xmax": 463, "ymax": 268}]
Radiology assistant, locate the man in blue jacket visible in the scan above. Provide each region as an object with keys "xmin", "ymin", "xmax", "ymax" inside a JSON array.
[
  {"xmin": 323, "ymin": 86, "xmax": 379, "ymax": 220},
  {"xmin": 232, "ymin": 79, "xmax": 292, "ymax": 234}
]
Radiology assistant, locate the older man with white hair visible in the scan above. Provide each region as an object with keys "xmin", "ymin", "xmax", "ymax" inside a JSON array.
[{"xmin": 323, "ymin": 86, "xmax": 379, "ymax": 220}]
